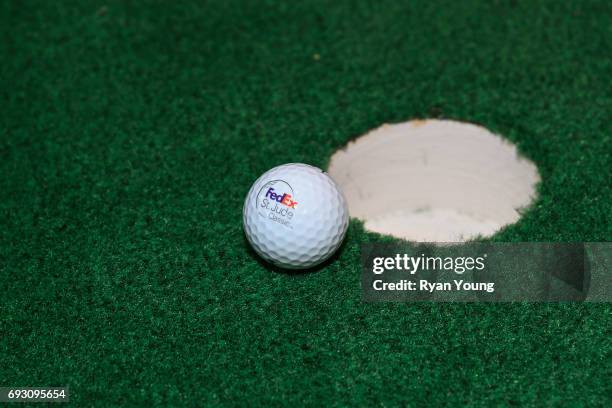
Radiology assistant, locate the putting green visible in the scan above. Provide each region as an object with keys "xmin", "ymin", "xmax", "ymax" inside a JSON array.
[{"xmin": 1, "ymin": 1, "xmax": 610, "ymax": 406}]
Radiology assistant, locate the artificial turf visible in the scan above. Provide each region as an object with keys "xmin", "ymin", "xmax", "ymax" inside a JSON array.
[{"xmin": 1, "ymin": 0, "xmax": 611, "ymax": 406}]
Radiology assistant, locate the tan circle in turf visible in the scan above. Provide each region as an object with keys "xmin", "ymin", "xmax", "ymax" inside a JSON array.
[{"xmin": 328, "ymin": 119, "xmax": 540, "ymax": 242}]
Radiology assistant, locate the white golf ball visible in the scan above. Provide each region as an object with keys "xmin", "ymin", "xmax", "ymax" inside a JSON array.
[{"xmin": 243, "ymin": 163, "xmax": 349, "ymax": 269}]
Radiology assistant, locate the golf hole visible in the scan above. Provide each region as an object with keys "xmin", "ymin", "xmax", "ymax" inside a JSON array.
[{"xmin": 328, "ymin": 120, "xmax": 540, "ymax": 242}]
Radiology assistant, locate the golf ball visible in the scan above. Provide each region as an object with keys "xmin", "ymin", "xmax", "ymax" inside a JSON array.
[{"xmin": 243, "ymin": 163, "xmax": 349, "ymax": 269}]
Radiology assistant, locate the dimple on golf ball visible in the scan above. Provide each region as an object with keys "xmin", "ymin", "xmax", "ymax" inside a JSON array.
[{"xmin": 243, "ymin": 163, "xmax": 349, "ymax": 269}]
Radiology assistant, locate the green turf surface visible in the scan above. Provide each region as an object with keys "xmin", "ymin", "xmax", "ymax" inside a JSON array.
[{"xmin": 1, "ymin": 0, "xmax": 611, "ymax": 406}]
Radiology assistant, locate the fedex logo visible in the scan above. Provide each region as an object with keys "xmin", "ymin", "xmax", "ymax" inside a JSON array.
[{"xmin": 266, "ymin": 187, "xmax": 298, "ymax": 209}]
